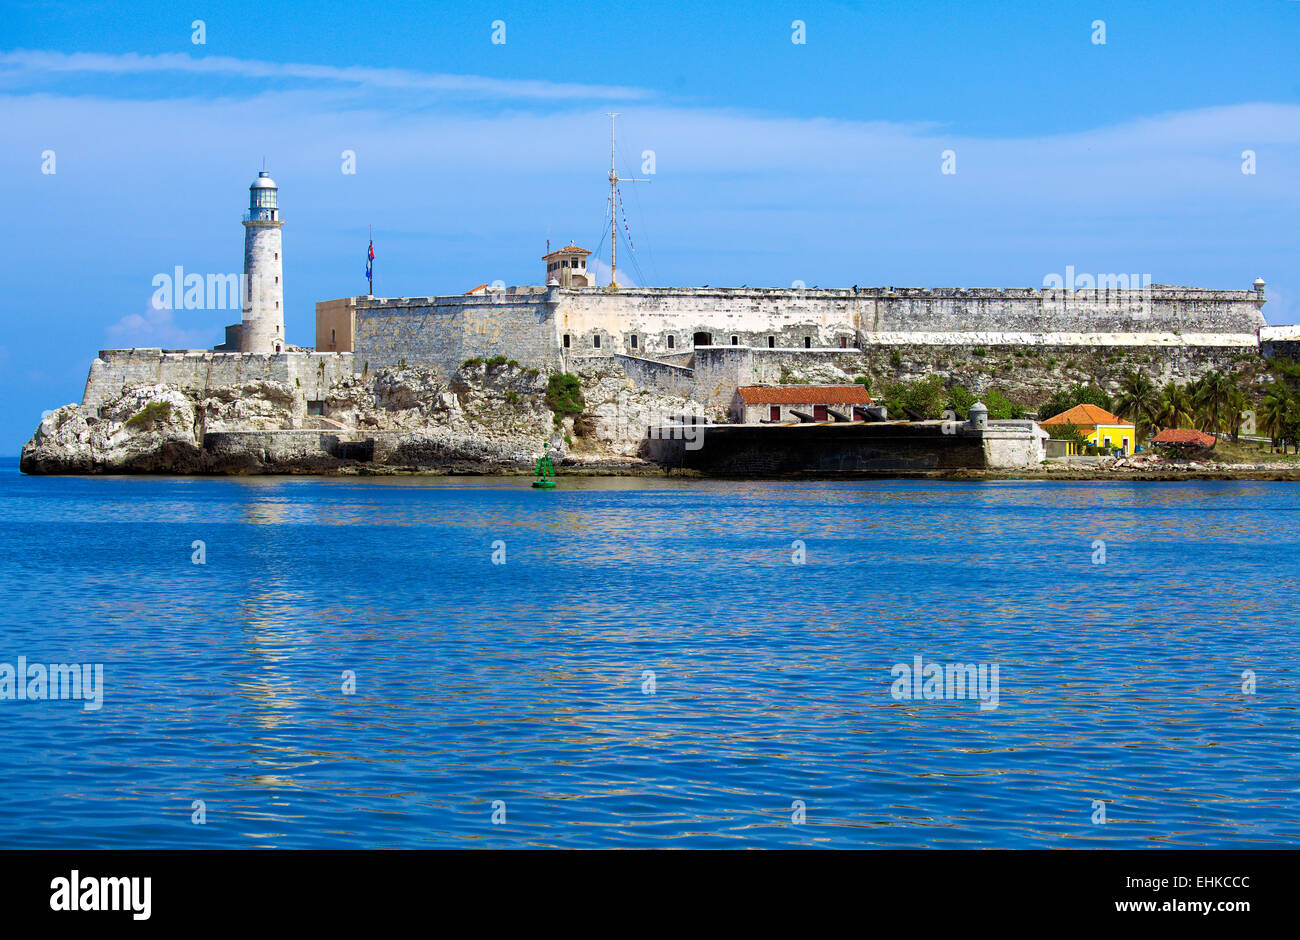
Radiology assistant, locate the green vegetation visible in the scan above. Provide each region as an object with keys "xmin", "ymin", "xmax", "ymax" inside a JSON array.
[
  {"xmin": 461, "ymin": 357, "xmax": 485, "ymax": 369},
  {"xmin": 882, "ymin": 375, "xmax": 945, "ymax": 419},
  {"xmin": 853, "ymin": 374, "xmax": 872, "ymax": 392},
  {"xmin": 545, "ymin": 372, "xmax": 585, "ymax": 425},
  {"xmin": 982, "ymin": 388, "xmax": 1025, "ymax": 420},
  {"xmin": 123, "ymin": 401, "xmax": 172, "ymax": 430},
  {"xmin": 889, "ymin": 349, "xmax": 903, "ymax": 368},
  {"xmin": 1112, "ymin": 368, "xmax": 1160, "ymax": 437},
  {"xmin": 1260, "ymin": 358, "xmax": 1300, "ymax": 452},
  {"xmin": 881, "ymin": 379, "xmax": 1025, "ymax": 421},
  {"xmin": 1036, "ymin": 362, "xmax": 1300, "ymax": 452}
]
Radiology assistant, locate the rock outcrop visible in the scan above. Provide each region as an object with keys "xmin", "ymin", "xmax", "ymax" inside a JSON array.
[{"xmin": 21, "ymin": 359, "xmax": 698, "ymax": 475}]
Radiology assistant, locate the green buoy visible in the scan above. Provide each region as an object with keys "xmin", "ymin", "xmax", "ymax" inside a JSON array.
[{"xmin": 532, "ymin": 444, "xmax": 557, "ymax": 489}]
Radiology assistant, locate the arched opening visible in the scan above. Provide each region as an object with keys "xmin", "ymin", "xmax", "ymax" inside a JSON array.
[{"xmin": 693, "ymin": 331, "xmax": 713, "ymax": 347}]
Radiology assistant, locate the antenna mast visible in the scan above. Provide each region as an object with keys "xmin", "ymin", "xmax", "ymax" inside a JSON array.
[{"xmin": 606, "ymin": 113, "xmax": 648, "ymax": 288}]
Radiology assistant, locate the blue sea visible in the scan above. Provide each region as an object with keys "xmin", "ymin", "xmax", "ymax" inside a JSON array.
[{"xmin": 0, "ymin": 459, "xmax": 1296, "ymax": 848}]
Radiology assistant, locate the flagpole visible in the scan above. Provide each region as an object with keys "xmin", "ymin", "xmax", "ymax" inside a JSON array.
[{"xmin": 368, "ymin": 224, "xmax": 373, "ymax": 298}]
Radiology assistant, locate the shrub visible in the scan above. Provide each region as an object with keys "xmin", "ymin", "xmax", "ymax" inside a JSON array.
[
  {"xmin": 545, "ymin": 372, "xmax": 585, "ymax": 423},
  {"xmin": 947, "ymin": 385, "xmax": 976, "ymax": 416},
  {"xmin": 972, "ymin": 347, "xmax": 987, "ymax": 357},
  {"xmin": 984, "ymin": 388, "xmax": 1025, "ymax": 420},
  {"xmin": 889, "ymin": 350, "xmax": 903, "ymax": 368},
  {"xmin": 486, "ymin": 355, "xmax": 509, "ymax": 367},
  {"xmin": 461, "ymin": 357, "xmax": 485, "ymax": 369},
  {"xmin": 883, "ymin": 375, "xmax": 945, "ymax": 420},
  {"xmin": 124, "ymin": 401, "xmax": 173, "ymax": 430},
  {"xmin": 854, "ymin": 374, "xmax": 872, "ymax": 392}
]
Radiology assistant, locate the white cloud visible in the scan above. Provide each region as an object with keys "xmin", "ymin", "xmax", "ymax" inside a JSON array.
[
  {"xmin": 107, "ymin": 306, "xmax": 216, "ymax": 350},
  {"xmin": 0, "ymin": 49, "xmax": 653, "ymax": 102}
]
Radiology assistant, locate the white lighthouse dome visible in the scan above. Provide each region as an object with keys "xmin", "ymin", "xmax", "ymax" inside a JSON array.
[{"xmin": 250, "ymin": 171, "xmax": 277, "ymax": 189}]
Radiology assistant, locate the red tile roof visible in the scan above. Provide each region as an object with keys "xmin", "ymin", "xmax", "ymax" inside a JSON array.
[
  {"xmin": 1038, "ymin": 403, "xmax": 1129, "ymax": 428},
  {"xmin": 1151, "ymin": 428, "xmax": 1217, "ymax": 447},
  {"xmin": 737, "ymin": 385, "xmax": 872, "ymax": 405}
]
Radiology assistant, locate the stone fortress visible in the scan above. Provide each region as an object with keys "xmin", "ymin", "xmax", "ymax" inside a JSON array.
[{"xmin": 29, "ymin": 168, "xmax": 1300, "ymax": 475}]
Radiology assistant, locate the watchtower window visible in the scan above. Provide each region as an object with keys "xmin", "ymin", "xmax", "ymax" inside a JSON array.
[
  {"xmin": 630, "ymin": 335, "xmax": 638, "ymax": 349},
  {"xmin": 593, "ymin": 334, "xmax": 601, "ymax": 349},
  {"xmin": 730, "ymin": 335, "xmax": 738, "ymax": 345},
  {"xmin": 768, "ymin": 336, "xmax": 775, "ymax": 348},
  {"xmin": 563, "ymin": 334, "xmax": 571, "ymax": 349},
  {"xmin": 804, "ymin": 336, "xmax": 811, "ymax": 348},
  {"xmin": 667, "ymin": 335, "xmax": 675, "ymax": 349}
]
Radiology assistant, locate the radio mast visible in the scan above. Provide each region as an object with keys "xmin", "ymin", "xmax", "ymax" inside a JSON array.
[{"xmin": 606, "ymin": 113, "xmax": 648, "ymax": 288}]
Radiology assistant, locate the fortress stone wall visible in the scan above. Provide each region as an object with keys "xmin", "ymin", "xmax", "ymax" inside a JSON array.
[
  {"xmin": 343, "ymin": 284, "xmax": 1268, "ymax": 383},
  {"xmin": 81, "ymin": 349, "xmax": 354, "ymax": 411},
  {"xmin": 351, "ymin": 290, "xmax": 560, "ymax": 379}
]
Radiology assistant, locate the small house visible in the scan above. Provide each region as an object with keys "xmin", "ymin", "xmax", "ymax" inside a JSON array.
[
  {"xmin": 1038, "ymin": 404, "xmax": 1136, "ymax": 454},
  {"xmin": 732, "ymin": 385, "xmax": 873, "ymax": 424}
]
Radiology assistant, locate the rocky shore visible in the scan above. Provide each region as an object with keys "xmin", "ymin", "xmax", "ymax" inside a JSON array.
[
  {"xmin": 20, "ymin": 360, "xmax": 697, "ymax": 476},
  {"xmin": 21, "ymin": 358, "xmax": 1298, "ymax": 481}
]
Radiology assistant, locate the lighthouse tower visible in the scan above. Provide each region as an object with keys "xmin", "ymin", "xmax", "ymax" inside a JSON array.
[{"xmin": 240, "ymin": 171, "xmax": 285, "ymax": 353}]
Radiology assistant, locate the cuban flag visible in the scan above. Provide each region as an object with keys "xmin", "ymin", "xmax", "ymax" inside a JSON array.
[{"xmin": 366, "ymin": 240, "xmax": 374, "ymax": 280}]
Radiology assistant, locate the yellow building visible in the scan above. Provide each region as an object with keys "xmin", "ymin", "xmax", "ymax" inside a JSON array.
[{"xmin": 1038, "ymin": 404, "xmax": 1136, "ymax": 454}]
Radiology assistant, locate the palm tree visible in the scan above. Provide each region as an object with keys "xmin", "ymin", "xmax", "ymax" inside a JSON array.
[
  {"xmin": 1192, "ymin": 371, "xmax": 1233, "ymax": 435},
  {"xmin": 1113, "ymin": 369, "xmax": 1160, "ymax": 438},
  {"xmin": 1225, "ymin": 388, "xmax": 1250, "ymax": 443},
  {"xmin": 1261, "ymin": 384, "xmax": 1291, "ymax": 453},
  {"xmin": 1156, "ymin": 381, "xmax": 1194, "ymax": 430}
]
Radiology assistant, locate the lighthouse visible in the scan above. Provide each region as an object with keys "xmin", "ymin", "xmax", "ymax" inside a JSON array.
[{"xmin": 240, "ymin": 170, "xmax": 285, "ymax": 353}]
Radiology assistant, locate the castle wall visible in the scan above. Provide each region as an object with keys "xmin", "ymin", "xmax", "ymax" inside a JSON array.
[
  {"xmin": 603, "ymin": 353, "xmax": 696, "ymax": 399},
  {"xmin": 82, "ymin": 349, "xmax": 353, "ymax": 411},
  {"xmin": 547, "ymin": 286, "xmax": 1266, "ymax": 358},
  {"xmin": 333, "ymin": 284, "xmax": 1268, "ymax": 402},
  {"xmin": 1260, "ymin": 325, "xmax": 1300, "ymax": 362},
  {"xmin": 351, "ymin": 291, "xmax": 560, "ymax": 379}
]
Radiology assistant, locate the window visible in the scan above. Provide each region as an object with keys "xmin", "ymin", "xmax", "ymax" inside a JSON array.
[
  {"xmin": 769, "ymin": 405, "xmax": 780, "ymax": 421},
  {"xmin": 768, "ymin": 336, "xmax": 775, "ymax": 348},
  {"xmin": 804, "ymin": 336, "xmax": 812, "ymax": 348},
  {"xmin": 275, "ymin": 276, "xmax": 279, "ymax": 284},
  {"xmin": 274, "ymin": 252, "xmax": 278, "ymax": 260},
  {"xmin": 667, "ymin": 336, "xmax": 675, "ymax": 349},
  {"xmin": 307, "ymin": 400, "xmax": 325, "ymax": 416},
  {"xmin": 839, "ymin": 336, "xmax": 847, "ymax": 348},
  {"xmin": 563, "ymin": 334, "xmax": 571, "ymax": 349},
  {"xmin": 275, "ymin": 301, "xmax": 279, "ymax": 309},
  {"xmin": 630, "ymin": 335, "xmax": 638, "ymax": 349},
  {"xmin": 730, "ymin": 335, "xmax": 739, "ymax": 345},
  {"xmin": 593, "ymin": 334, "xmax": 601, "ymax": 348},
  {"xmin": 331, "ymin": 328, "xmax": 336, "ymax": 344}
]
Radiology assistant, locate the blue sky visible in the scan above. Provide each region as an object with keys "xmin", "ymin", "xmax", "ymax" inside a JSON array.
[{"xmin": 1, "ymin": 0, "xmax": 1298, "ymax": 451}]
